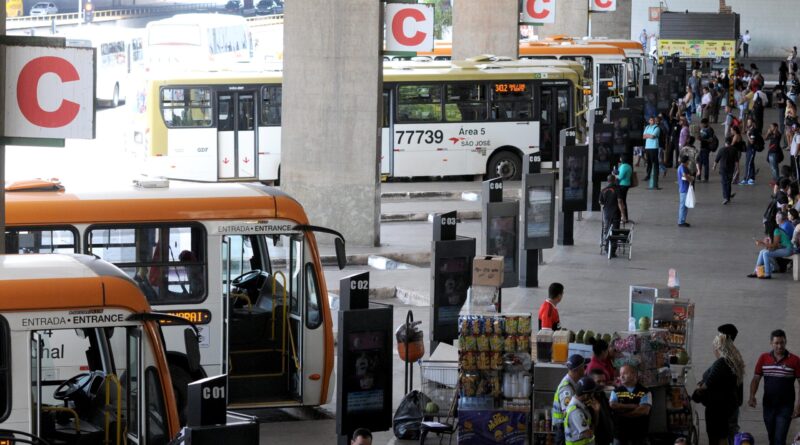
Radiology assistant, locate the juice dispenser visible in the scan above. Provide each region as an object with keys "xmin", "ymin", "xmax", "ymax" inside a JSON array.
[
  {"xmin": 552, "ymin": 330, "xmax": 570, "ymax": 363},
  {"xmin": 536, "ymin": 328, "xmax": 554, "ymax": 362}
]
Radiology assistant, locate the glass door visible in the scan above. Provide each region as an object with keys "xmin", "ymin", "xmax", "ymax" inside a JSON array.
[{"xmin": 217, "ymin": 92, "xmax": 257, "ymax": 180}]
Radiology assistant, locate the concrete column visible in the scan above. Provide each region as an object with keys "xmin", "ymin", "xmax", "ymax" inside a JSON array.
[
  {"xmin": 590, "ymin": 0, "xmax": 632, "ymax": 39},
  {"xmin": 535, "ymin": 0, "xmax": 588, "ymax": 38},
  {"xmin": 452, "ymin": 0, "xmax": 519, "ymax": 60},
  {"xmin": 281, "ymin": 0, "xmax": 382, "ymax": 247}
]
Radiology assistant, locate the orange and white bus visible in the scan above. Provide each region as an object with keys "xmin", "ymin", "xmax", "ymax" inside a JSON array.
[
  {"xmin": 558, "ymin": 37, "xmax": 647, "ymax": 97},
  {"xmin": 4, "ymin": 178, "xmax": 346, "ymax": 412},
  {"xmin": 0, "ymin": 253, "xmax": 181, "ymax": 444}
]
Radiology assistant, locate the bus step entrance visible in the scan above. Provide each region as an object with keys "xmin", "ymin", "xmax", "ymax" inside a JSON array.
[{"xmin": 229, "ymin": 348, "xmax": 283, "ymax": 376}]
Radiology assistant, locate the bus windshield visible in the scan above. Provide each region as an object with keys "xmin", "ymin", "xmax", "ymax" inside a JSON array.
[{"xmin": 147, "ymin": 25, "xmax": 202, "ymax": 46}]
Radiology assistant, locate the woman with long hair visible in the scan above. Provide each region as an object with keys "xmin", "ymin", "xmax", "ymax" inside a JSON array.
[{"xmin": 692, "ymin": 334, "xmax": 746, "ymax": 445}]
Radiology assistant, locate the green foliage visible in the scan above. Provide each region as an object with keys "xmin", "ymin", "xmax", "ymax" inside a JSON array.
[{"xmin": 421, "ymin": 0, "xmax": 452, "ymax": 40}]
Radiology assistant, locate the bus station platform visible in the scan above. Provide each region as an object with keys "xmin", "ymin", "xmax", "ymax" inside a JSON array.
[{"xmin": 286, "ymin": 109, "xmax": 800, "ymax": 444}]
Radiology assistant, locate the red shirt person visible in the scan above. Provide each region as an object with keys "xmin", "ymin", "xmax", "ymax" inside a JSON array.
[{"xmin": 538, "ymin": 282, "xmax": 564, "ymax": 330}]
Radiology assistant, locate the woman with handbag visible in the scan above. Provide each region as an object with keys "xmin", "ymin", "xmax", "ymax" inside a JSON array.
[{"xmin": 692, "ymin": 334, "xmax": 745, "ymax": 445}]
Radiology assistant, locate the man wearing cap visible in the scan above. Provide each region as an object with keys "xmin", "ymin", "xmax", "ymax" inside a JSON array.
[
  {"xmin": 553, "ymin": 355, "xmax": 587, "ymax": 445},
  {"xmin": 719, "ymin": 324, "xmax": 743, "ymax": 443},
  {"xmin": 609, "ymin": 365, "xmax": 652, "ymax": 445},
  {"xmin": 564, "ymin": 377, "xmax": 600, "ymax": 445}
]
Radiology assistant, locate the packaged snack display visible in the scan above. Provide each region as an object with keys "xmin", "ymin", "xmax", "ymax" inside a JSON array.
[{"xmin": 458, "ymin": 314, "xmax": 532, "ymax": 412}]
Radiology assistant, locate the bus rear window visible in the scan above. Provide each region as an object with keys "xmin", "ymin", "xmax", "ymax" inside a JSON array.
[
  {"xmin": 161, "ymin": 87, "xmax": 212, "ymax": 128},
  {"xmin": 5, "ymin": 227, "xmax": 77, "ymax": 254},
  {"xmin": 86, "ymin": 224, "xmax": 207, "ymax": 304}
]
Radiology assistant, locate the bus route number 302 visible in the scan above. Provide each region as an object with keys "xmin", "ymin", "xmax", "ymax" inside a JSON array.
[{"xmin": 395, "ymin": 129, "xmax": 444, "ymax": 144}]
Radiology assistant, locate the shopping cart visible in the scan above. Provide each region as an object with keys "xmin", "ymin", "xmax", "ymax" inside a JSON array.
[
  {"xmin": 600, "ymin": 220, "xmax": 633, "ymax": 260},
  {"xmin": 419, "ymin": 360, "xmax": 458, "ymax": 417}
]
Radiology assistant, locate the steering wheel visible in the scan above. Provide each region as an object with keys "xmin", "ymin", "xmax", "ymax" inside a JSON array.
[
  {"xmin": 232, "ymin": 270, "xmax": 263, "ymax": 289},
  {"xmin": 53, "ymin": 372, "xmax": 92, "ymax": 401}
]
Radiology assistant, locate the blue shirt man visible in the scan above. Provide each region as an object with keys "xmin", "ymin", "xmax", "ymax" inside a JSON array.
[
  {"xmin": 677, "ymin": 156, "xmax": 694, "ymax": 227},
  {"xmin": 643, "ymin": 117, "xmax": 661, "ymax": 186}
]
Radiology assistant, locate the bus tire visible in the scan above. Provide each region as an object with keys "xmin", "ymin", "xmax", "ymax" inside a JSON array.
[
  {"xmin": 487, "ymin": 150, "xmax": 522, "ymax": 181},
  {"xmin": 169, "ymin": 363, "xmax": 192, "ymax": 426},
  {"xmin": 112, "ymin": 84, "xmax": 120, "ymax": 108}
]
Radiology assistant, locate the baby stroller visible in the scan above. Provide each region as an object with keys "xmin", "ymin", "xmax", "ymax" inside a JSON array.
[{"xmin": 600, "ymin": 220, "xmax": 634, "ymax": 260}]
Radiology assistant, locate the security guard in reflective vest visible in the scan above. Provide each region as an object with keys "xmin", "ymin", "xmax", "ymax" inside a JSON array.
[
  {"xmin": 565, "ymin": 377, "xmax": 600, "ymax": 445},
  {"xmin": 553, "ymin": 355, "xmax": 587, "ymax": 445},
  {"xmin": 609, "ymin": 365, "xmax": 652, "ymax": 445}
]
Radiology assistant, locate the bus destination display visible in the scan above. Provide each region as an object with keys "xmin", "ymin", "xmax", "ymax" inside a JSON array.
[
  {"xmin": 159, "ymin": 310, "xmax": 212, "ymax": 325},
  {"xmin": 494, "ymin": 82, "xmax": 527, "ymax": 94}
]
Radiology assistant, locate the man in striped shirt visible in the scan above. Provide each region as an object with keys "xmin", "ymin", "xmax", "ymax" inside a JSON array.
[{"xmin": 748, "ymin": 329, "xmax": 800, "ymax": 445}]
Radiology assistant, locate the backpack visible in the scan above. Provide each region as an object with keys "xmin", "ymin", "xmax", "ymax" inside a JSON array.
[
  {"xmin": 710, "ymin": 135, "xmax": 719, "ymax": 152},
  {"xmin": 752, "ymin": 131, "xmax": 765, "ymax": 152}
]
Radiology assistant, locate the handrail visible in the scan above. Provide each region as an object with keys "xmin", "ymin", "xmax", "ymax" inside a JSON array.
[
  {"xmin": 274, "ymin": 271, "xmax": 299, "ymax": 371},
  {"xmin": 6, "ymin": 3, "xmax": 237, "ymax": 30},
  {"xmin": 103, "ymin": 373, "xmax": 122, "ymax": 445},
  {"xmin": 273, "ymin": 271, "xmax": 287, "ymax": 356},
  {"xmin": 41, "ymin": 406, "xmax": 80, "ymax": 432}
]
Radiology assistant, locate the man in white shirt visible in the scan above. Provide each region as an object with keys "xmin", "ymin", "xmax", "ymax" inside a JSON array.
[
  {"xmin": 742, "ymin": 31, "xmax": 751, "ymax": 58},
  {"xmin": 701, "ymin": 87, "xmax": 713, "ymax": 120}
]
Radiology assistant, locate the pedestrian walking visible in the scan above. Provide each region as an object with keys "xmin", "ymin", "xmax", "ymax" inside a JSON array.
[
  {"xmin": 790, "ymin": 125, "xmax": 800, "ymax": 181},
  {"xmin": 748, "ymin": 329, "xmax": 800, "ymax": 445},
  {"xmin": 718, "ymin": 324, "xmax": 744, "ymax": 442},
  {"xmin": 741, "ymin": 117, "xmax": 761, "ymax": 185},
  {"xmin": 538, "ymin": 282, "xmax": 564, "ymax": 330},
  {"xmin": 767, "ymin": 123, "xmax": 784, "ymax": 182},
  {"xmin": 599, "ymin": 175, "xmax": 624, "ymax": 258},
  {"xmin": 643, "ymin": 117, "xmax": 661, "ymax": 188},
  {"xmin": 699, "ymin": 118, "xmax": 717, "ymax": 182},
  {"xmin": 714, "ymin": 138, "xmax": 738, "ymax": 204},
  {"xmin": 779, "ymin": 61, "xmax": 789, "ymax": 90},
  {"xmin": 742, "ymin": 30, "xmax": 751, "ymax": 58},
  {"xmin": 692, "ymin": 334, "xmax": 745, "ymax": 445},
  {"xmin": 677, "ymin": 155, "xmax": 694, "ymax": 227}
]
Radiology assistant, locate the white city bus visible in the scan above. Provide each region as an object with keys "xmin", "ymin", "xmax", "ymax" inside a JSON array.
[
  {"xmin": 131, "ymin": 61, "xmax": 586, "ymax": 181},
  {"xmin": 144, "ymin": 14, "xmax": 252, "ymax": 70},
  {"xmin": 65, "ymin": 27, "xmax": 144, "ymax": 107}
]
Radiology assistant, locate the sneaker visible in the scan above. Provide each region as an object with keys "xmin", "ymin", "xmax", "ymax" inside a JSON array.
[
  {"xmin": 738, "ymin": 180, "xmax": 747, "ymax": 185},
  {"xmin": 730, "ymin": 193, "xmax": 736, "ymax": 199},
  {"xmin": 747, "ymin": 179, "xmax": 755, "ymax": 185},
  {"xmin": 678, "ymin": 223, "xmax": 691, "ymax": 227},
  {"xmin": 723, "ymin": 199, "xmax": 730, "ymax": 205},
  {"xmin": 759, "ymin": 275, "xmax": 772, "ymax": 280},
  {"xmin": 747, "ymin": 273, "xmax": 758, "ymax": 278},
  {"xmin": 609, "ymin": 253, "xmax": 618, "ymax": 258}
]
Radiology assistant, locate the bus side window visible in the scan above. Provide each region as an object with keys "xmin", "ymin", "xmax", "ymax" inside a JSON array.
[
  {"xmin": 396, "ymin": 84, "xmax": 442, "ymax": 123},
  {"xmin": 305, "ymin": 264, "xmax": 321, "ymax": 329},
  {"xmin": 445, "ymin": 83, "xmax": 487, "ymax": 122},
  {"xmin": 5, "ymin": 227, "xmax": 77, "ymax": 254}
]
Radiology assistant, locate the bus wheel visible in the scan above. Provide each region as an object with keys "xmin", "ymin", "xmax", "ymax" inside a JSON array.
[
  {"xmin": 169, "ymin": 363, "xmax": 191, "ymax": 426},
  {"xmin": 112, "ymin": 84, "xmax": 120, "ymax": 108},
  {"xmin": 487, "ymin": 151, "xmax": 521, "ymax": 181}
]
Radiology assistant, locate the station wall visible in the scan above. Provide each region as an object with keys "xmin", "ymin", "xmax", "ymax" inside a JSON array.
[{"xmin": 631, "ymin": 0, "xmax": 792, "ymax": 58}]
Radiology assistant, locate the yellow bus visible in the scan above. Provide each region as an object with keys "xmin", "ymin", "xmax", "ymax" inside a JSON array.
[
  {"xmin": 6, "ymin": 0, "xmax": 22, "ymax": 17},
  {"xmin": 0, "ymin": 253, "xmax": 182, "ymax": 444},
  {"xmin": 131, "ymin": 60, "xmax": 586, "ymax": 181},
  {"xmin": 410, "ymin": 41, "xmax": 627, "ymax": 112},
  {"xmin": 5, "ymin": 178, "xmax": 346, "ymax": 413}
]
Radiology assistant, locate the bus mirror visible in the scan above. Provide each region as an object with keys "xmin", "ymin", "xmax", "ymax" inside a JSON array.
[
  {"xmin": 184, "ymin": 328, "xmax": 201, "ymax": 374},
  {"xmin": 334, "ymin": 237, "xmax": 347, "ymax": 270}
]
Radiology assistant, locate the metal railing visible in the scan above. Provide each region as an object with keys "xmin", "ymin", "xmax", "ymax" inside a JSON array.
[{"xmin": 6, "ymin": 3, "xmax": 218, "ymax": 30}]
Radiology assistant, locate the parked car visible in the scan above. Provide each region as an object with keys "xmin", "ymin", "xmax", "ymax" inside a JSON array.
[
  {"xmin": 29, "ymin": 1, "xmax": 58, "ymax": 15},
  {"xmin": 255, "ymin": 0, "xmax": 283, "ymax": 15},
  {"xmin": 224, "ymin": 0, "xmax": 241, "ymax": 12}
]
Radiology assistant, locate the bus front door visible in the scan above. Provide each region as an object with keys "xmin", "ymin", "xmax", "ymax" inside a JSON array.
[
  {"xmin": 217, "ymin": 92, "xmax": 257, "ymax": 181},
  {"xmin": 537, "ymin": 82, "xmax": 572, "ymax": 166}
]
